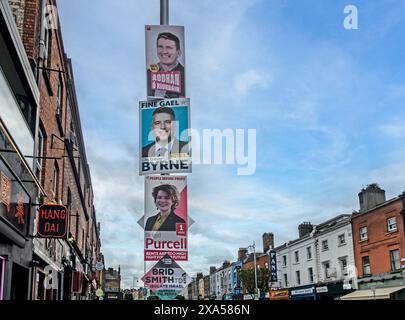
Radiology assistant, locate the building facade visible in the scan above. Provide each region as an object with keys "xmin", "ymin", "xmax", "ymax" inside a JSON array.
[
  {"xmin": 275, "ymin": 215, "xmax": 356, "ymax": 300},
  {"xmin": 102, "ymin": 267, "xmax": 122, "ymax": 300},
  {"xmin": 2, "ymin": 0, "xmax": 102, "ymax": 300},
  {"xmin": 348, "ymin": 185, "xmax": 405, "ymax": 299},
  {"xmin": 0, "ymin": 0, "xmax": 43, "ymax": 300}
]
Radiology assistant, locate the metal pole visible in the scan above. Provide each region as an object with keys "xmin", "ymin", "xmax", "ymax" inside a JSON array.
[
  {"xmin": 144, "ymin": 260, "xmax": 146, "ymax": 299},
  {"xmin": 160, "ymin": 0, "xmax": 169, "ymax": 25},
  {"xmin": 253, "ymin": 241, "xmax": 258, "ymax": 299}
]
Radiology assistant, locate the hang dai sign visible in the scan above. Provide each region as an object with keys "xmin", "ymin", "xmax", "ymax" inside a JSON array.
[{"xmin": 37, "ymin": 204, "xmax": 69, "ymax": 238}]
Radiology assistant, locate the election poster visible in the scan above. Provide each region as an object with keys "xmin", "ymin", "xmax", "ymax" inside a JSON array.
[
  {"xmin": 144, "ymin": 176, "xmax": 188, "ymax": 261},
  {"xmin": 139, "ymin": 98, "xmax": 191, "ymax": 175},
  {"xmin": 141, "ymin": 254, "xmax": 191, "ymax": 300},
  {"xmin": 145, "ymin": 25, "xmax": 185, "ymax": 99}
]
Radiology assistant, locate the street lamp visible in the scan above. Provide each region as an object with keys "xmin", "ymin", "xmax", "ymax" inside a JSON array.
[{"xmin": 247, "ymin": 242, "xmax": 258, "ymax": 299}]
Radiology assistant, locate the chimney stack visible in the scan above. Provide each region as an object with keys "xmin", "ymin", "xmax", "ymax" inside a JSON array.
[
  {"xmin": 298, "ymin": 222, "xmax": 313, "ymax": 238},
  {"xmin": 209, "ymin": 266, "xmax": 216, "ymax": 275},
  {"xmin": 238, "ymin": 248, "xmax": 248, "ymax": 261},
  {"xmin": 262, "ymin": 232, "xmax": 274, "ymax": 253},
  {"xmin": 358, "ymin": 184, "xmax": 386, "ymax": 212}
]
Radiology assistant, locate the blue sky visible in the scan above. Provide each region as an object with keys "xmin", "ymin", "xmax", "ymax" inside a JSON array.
[{"xmin": 57, "ymin": 0, "xmax": 405, "ymax": 288}]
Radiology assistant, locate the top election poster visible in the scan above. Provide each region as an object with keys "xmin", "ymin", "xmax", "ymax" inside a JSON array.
[
  {"xmin": 145, "ymin": 25, "xmax": 186, "ymax": 99},
  {"xmin": 139, "ymin": 98, "xmax": 191, "ymax": 175}
]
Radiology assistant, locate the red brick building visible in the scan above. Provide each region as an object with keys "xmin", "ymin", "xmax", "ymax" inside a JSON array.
[
  {"xmin": 239, "ymin": 233, "xmax": 274, "ymax": 297},
  {"xmin": 351, "ymin": 184, "xmax": 405, "ymax": 295},
  {"xmin": 7, "ymin": 0, "xmax": 102, "ymax": 300}
]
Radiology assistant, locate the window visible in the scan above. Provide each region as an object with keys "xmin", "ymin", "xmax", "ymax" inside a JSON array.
[
  {"xmin": 56, "ymin": 76, "xmax": 63, "ymax": 116},
  {"xmin": 87, "ymin": 187, "xmax": 91, "ymax": 206},
  {"xmin": 308, "ymin": 268, "xmax": 314, "ymax": 283},
  {"xmin": 67, "ymin": 188, "xmax": 72, "ymax": 215},
  {"xmin": 282, "ymin": 255, "xmax": 287, "ymax": 267},
  {"xmin": 306, "ymin": 246, "xmax": 312, "ymax": 260},
  {"xmin": 338, "ymin": 234, "xmax": 346, "ymax": 246},
  {"xmin": 52, "ymin": 162, "xmax": 59, "ymax": 201},
  {"xmin": 296, "ymin": 271, "xmax": 301, "ymax": 285},
  {"xmin": 322, "ymin": 240, "xmax": 329, "ymax": 251},
  {"xmin": 35, "ymin": 126, "xmax": 45, "ymax": 181},
  {"xmin": 339, "ymin": 257, "xmax": 348, "ymax": 275},
  {"xmin": 362, "ymin": 256, "xmax": 371, "ymax": 275},
  {"xmin": 387, "ymin": 217, "xmax": 397, "ymax": 232},
  {"xmin": 390, "ymin": 250, "xmax": 400, "ymax": 271},
  {"xmin": 70, "ymin": 121, "xmax": 78, "ymax": 146},
  {"xmin": 44, "ymin": 27, "xmax": 52, "ymax": 67},
  {"xmin": 360, "ymin": 227, "xmax": 368, "ymax": 241},
  {"xmin": 284, "ymin": 274, "xmax": 288, "ymax": 287},
  {"xmin": 322, "ymin": 261, "xmax": 330, "ymax": 279},
  {"xmin": 294, "ymin": 251, "xmax": 299, "ymax": 263}
]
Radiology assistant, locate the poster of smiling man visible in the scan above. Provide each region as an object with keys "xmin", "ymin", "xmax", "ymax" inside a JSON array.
[
  {"xmin": 144, "ymin": 176, "xmax": 188, "ymax": 261},
  {"xmin": 139, "ymin": 98, "xmax": 191, "ymax": 175},
  {"xmin": 145, "ymin": 25, "xmax": 185, "ymax": 99}
]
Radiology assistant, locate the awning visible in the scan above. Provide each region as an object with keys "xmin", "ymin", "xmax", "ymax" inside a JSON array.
[{"xmin": 340, "ymin": 286, "xmax": 405, "ymax": 300}]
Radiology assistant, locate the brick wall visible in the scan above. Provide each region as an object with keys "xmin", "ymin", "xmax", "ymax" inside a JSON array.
[{"xmin": 352, "ymin": 197, "xmax": 405, "ymax": 277}]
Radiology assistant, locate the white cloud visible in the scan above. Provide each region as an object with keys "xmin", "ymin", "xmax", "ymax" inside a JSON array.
[
  {"xmin": 380, "ymin": 123, "xmax": 405, "ymax": 139},
  {"xmin": 234, "ymin": 69, "xmax": 271, "ymax": 95}
]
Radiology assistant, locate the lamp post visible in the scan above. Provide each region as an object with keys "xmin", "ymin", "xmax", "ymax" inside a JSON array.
[
  {"xmin": 248, "ymin": 242, "xmax": 258, "ymax": 299},
  {"xmin": 160, "ymin": 0, "xmax": 169, "ymax": 25}
]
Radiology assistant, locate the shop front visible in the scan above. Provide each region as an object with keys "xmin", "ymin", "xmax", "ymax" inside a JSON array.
[
  {"xmin": 316, "ymin": 281, "xmax": 355, "ymax": 300},
  {"xmin": 0, "ymin": 150, "xmax": 36, "ymax": 300},
  {"xmin": 289, "ymin": 284, "xmax": 317, "ymax": 300},
  {"xmin": 269, "ymin": 289, "xmax": 289, "ymax": 300}
]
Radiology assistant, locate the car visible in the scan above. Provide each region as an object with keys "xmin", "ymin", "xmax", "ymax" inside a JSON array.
[{"xmin": 147, "ymin": 295, "xmax": 161, "ymax": 300}]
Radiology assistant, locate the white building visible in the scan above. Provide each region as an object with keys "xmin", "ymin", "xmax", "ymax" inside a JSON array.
[
  {"xmin": 275, "ymin": 214, "xmax": 356, "ymax": 299},
  {"xmin": 209, "ymin": 261, "xmax": 232, "ymax": 300}
]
